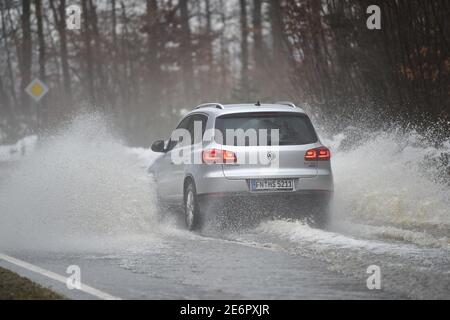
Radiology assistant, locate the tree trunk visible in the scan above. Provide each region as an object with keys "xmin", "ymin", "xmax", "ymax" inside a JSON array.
[
  {"xmin": 1, "ymin": 5, "xmax": 17, "ymax": 109},
  {"xmin": 205, "ymin": 0, "xmax": 213, "ymax": 69},
  {"xmin": 59, "ymin": 0, "xmax": 71, "ymax": 102},
  {"xmin": 111, "ymin": 0, "xmax": 117, "ymax": 49},
  {"xmin": 89, "ymin": 0, "xmax": 106, "ymax": 105},
  {"xmin": 146, "ymin": 0, "xmax": 162, "ymax": 113},
  {"xmin": 179, "ymin": 0, "xmax": 195, "ymax": 104},
  {"xmin": 35, "ymin": 0, "xmax": 46, "ymax": 81},
  {"xmin": 252, "ymin": 0, "xmax": 263, "ymax": 90},
  {"xmin": 50, "ymin": 0, "xmax": 72, "ymax": 102},
  {"xmin": 20, "ymin": 0, "xmax": 32, "ymax": 112},
  {"xmin": 240, "ymin": 0, "xmax": 249, "ymax": 94},
  {"xmin": 218, "ymin": 0, "xmax": 229, "ymax": 94},
  {"xmin": 81, "ymin": 0, "xmax": 95, "ymax": 102},
  {"xmin": 269, "ymin": 0, "xmax": 285, "ymax": 64}
]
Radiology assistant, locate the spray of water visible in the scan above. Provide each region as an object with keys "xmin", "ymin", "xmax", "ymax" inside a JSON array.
[
  {"xmin": 1, "ymin": 114, "xmax": 448, "ymax": 250},
  {"xmin": 324, "ymin": 127, "xmax": 450, "ymax": 246},
  {"xmin": 0, "ymin": 113, "xmax": 160, "ymax": 251}
]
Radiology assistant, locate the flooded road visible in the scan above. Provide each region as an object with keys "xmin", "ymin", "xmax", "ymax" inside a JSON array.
[{"xmin": 0, "ymin": 114, "xmax": 448, "ymax": 299}]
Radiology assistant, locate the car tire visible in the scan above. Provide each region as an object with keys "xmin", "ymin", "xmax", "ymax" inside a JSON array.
[
  {"xmin": 313, "ymin": 206, "xmax": 330, "ymax": 229},
  {"xmin": 184, "ymin": 181, "xmax": 202, "ymax": 231},
  {"xmin": 309, "ymin": 198, "xmax": 331, "ymax": 229}
]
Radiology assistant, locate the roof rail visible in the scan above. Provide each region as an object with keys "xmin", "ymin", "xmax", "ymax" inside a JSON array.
[
  {"xmin": 276, "ymin": 101, "xmax": 297, "ymax": 108},
  {"xmin": 195, "ymin": 102, "xmax": 224, "ymax": 110}
]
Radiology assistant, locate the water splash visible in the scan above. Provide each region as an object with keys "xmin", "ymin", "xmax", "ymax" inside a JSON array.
[
  {"xmin": 0, "ymin": 113, "xmax": 160, "ymax": 251},
  {"xmin": 323, "ymin": 127, "xmax": 450, "ymax": 245}
]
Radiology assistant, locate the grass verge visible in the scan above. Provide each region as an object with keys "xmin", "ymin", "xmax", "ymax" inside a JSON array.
[{"xmin": 0, "ymin": 267, "xmax": 64, "ymax": 300}]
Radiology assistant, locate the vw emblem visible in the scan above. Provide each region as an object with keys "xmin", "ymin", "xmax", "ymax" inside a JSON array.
[{"xmin": 267, "ymin": 151, "xmax": 275, "ymax": 161}]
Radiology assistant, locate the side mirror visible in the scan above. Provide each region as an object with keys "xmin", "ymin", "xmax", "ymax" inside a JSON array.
[{"xmin": 151, "ymin": 140, "xmax": 165, "ymax": 153}]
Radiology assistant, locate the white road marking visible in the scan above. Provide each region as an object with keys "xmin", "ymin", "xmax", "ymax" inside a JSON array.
[{"xmin": 0, "ymin": 253, "xmax": 121, "ymax": 300}]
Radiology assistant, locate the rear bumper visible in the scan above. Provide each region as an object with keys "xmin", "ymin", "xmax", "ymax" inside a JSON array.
[
  {"xmin": 198, "ymin": 189, "xmax": 332, "ymax": 200},
  {"xmin": 195, "ymin": 174, "xmax": 334, "ymax": 195}
]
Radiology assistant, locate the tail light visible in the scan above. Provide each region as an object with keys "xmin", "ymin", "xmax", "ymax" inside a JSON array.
[
  {"xmin": 202, "ymin": 149, "xmax": 237, "ymax": 164},
  {"xmin": 304, "ymin": 147, "xmax": 331, "ymax": 161}
]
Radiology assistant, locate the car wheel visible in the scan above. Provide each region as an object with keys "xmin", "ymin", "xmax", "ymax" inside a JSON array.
[
  {"xmin": 309, "ymin": 198, "xmax": 331, "ymax": 229},
  {"xmin": 313, "ymin": 206, "xmax": 330, "ymax": 229},
  {"xmin": 184, "ymin": 182, "xmax": 201, "ymax": 231}
]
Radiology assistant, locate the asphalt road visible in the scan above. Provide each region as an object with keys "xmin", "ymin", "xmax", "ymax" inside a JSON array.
[
  {"xmin": 0, "ymin": 151, "xmax": 448, "ymax": 300},
  {"xmin": 0, "ymin": 230, "xmax": 395, "ymax": 300}
]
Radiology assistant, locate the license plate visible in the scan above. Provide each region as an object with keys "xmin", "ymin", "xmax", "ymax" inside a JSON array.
[{"xmin": 249, "ymin": 179, "xmax": 294, "ymax": 191}]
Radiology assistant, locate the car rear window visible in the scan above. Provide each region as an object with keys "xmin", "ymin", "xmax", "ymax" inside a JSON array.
[{"xmin": 215, "ymin": 112, "xmax": 318, "ymax": 146}]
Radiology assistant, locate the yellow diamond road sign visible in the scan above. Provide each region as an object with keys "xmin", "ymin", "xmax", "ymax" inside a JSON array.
[{"xmin": 25, "ymin": 78, "xmax": 49, "ymax": 102}]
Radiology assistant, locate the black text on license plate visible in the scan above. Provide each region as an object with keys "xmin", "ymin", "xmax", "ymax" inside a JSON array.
[{"xmin": 250, "ymin": 179, "xmax": 294, "ymax": 191}]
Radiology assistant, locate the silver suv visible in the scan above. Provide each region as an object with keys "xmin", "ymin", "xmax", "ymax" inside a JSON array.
[{"xmin": 149, "ymin": 102, "xmax": 333, "ymax": 230}]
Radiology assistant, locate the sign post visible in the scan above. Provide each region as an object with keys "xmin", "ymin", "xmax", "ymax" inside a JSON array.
[{"xmin": 25, "ymin": 78, "xmax": 49, "ymax": 132}]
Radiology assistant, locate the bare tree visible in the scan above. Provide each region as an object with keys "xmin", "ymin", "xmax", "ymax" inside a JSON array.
[
  {"xmin": 145, "ymin": 0, "xmax": 162, "ymax": 112},
  {"xmin": 35, "ymin": 0, "xmax": 46, "ymax": 81},
  {"xmin": 239, "ymin": 0, "xmax": 249, "ymax": 95},
  {"xmin": 81, "ymin": 0, "xmax": 94, "ymax": 102},
  {"xmin": 0, "ymin": 0, "xmax": 448, "ymax": 144},
  {"xmin": 50, "ymin": 0, "xmax": 72, "ymax": 101},
  {"xmin": 179, "ymin": 0, "xmax": 195, "ymax": 104},
  {"xmin": 20, "ymin": 0, "xmax": 32, "ymax": 111},
  {"xmin": 252, "ymin": 0, "xmax": 263, "ymax": 92}
]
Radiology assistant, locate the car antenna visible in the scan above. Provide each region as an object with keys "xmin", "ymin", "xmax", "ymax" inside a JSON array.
[{"xmin": 255, "ymin": 101, "xmax": 261, "ymax": 106}]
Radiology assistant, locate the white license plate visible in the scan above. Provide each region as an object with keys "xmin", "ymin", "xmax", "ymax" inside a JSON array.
[{"xmin": 250, "ymin": 179, "xmax": 294, "ymax": 191}]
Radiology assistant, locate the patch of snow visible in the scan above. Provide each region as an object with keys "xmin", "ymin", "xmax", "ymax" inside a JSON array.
[{"xmin": 0, "ymin": 135, "xmax": 38, "ymax": 162}]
